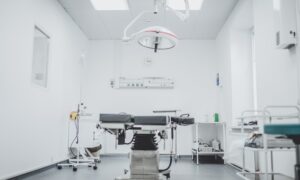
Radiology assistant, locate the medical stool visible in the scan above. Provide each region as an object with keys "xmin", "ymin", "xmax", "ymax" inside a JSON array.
[{"xmin": 264, "ymin": 124, "xmax": 300, "ymax": 180}]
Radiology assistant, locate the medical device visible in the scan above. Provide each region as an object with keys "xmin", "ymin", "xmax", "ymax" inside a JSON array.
[
  {"xmin": 265, "ymin": 124, "xmax": 300, "ymax": 180},
  {"xmin": 122, "ymin": 0, "xmax": 190, "ymax": 53},
  {"xmin": 212, "ymin": 139, "xmax": 221, "ymax": 151},
  {"xmin": 237, "ymin": 106, "xmax": 300, "ymax": 180},
  {"xmin": 152, "ymin": 110, "xmax": 184, "ymax": 162},
  {"xmin": 112, "ymin": 77, "xmax": 175, "ymax": 89},
  {"xmin": 57, "ymin": 103, "xmax": 101, "ymax": 171},
  {"xmin": 273, "ymin": 0, "xmax": 297, "ymax": 49},
  {"xmin": 99, "ymin": 113, "xmax": 194, "ymax": 180}
]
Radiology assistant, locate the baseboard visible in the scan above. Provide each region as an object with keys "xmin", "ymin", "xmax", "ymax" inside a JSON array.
[
  {"xmin": 226, "ymin": 162, "xmax": 243, "ymax": 171},
  {"xmin": 2, "ymin": 159, "xmax": 67, "ymax": 180},
  {"xmin": 177, "ymin": 155, "xmax": 192, "ymax": 158}
]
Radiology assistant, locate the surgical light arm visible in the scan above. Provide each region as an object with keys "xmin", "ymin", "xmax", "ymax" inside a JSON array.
[
  {"xmin": 166, "ymin": 0, "xmax": 190, "ymax": 21},
  {"xmin": 122, "ymin": 10, "xmax": 153, "ymax": 41}
]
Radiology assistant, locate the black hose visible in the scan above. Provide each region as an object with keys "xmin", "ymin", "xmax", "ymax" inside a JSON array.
[
  {"xmin": 159, "ymin": 155, "xmax": 173, "ymax": 172},
  {"xmin": 69, "ymin": 120, "xmax": 79, "ymax": 157},
  {"xmin": 69, "ymin": 136, "xmax": 77, "ymax": 157},
  {"xmin": 159, "ymin": 126, "xmax": 174, "ymax": 172},
  {"xmin": 70, "ymin": 116, "xmax": 80, "ymax": 157}
]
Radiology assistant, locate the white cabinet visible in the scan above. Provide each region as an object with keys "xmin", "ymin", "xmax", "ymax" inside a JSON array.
[{"xmin": 273, "ymin": 0, "xmax": 297, "ymax": 49}]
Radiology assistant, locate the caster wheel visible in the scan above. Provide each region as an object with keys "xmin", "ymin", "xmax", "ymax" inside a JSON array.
[
  {"xmin": 93, "ymin": 166, "xmax": 98, "ymax": 170},
  {"xmin": 57, "ymin": 165, "xmax": 62, "ymax": 170},
  {"xmin": 97, "ymin": 160, "xmax": 101, "ymax": 163},
  {"xmin": 73, "ymin": 167, "xmax": 77, "ymax": 172}
]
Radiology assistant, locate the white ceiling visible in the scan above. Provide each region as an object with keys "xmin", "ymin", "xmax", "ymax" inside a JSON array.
[{"xmin": 58, "ymin": 0, "xmax": 239, "ymax": 40}]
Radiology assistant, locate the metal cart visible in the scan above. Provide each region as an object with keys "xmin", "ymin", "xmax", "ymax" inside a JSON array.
[{"xmin": 237, "ymin": 106, "xmax": 300, "ymax": 180}]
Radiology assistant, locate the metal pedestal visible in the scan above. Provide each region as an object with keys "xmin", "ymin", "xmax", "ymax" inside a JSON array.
[{"xmin": 115, "ymin": 150, "xmax": 170, "ymax": 180}]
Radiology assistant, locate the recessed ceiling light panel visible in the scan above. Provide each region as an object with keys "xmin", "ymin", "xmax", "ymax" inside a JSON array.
[
  {"xmin": 167, "ymin": 0, "xmax": 204, "ymax": 10},
  {"xmin": 90, "ymin": 0, "xmax": 129, "ymax": 10}
]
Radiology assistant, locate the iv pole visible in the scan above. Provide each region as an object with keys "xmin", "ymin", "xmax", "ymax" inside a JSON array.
[{"xmin": 57, "ymin": 53, "xmax": 98, "ymax": 171}]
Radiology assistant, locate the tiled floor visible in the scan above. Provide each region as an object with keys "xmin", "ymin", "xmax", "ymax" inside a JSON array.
[{"xmin": 19, "ymin": 156, "xmax": 240, "ymax": 180}]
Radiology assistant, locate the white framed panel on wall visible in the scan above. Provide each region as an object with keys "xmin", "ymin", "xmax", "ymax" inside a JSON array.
[{"xmin": 31, "ymin": 26, "xmax": 50, "ymax": 88}]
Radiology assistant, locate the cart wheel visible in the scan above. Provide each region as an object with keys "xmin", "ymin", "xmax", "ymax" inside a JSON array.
[
  {"xmin": 73, "ymin": 167, "xmax": 77, "ymax": 172},
  {"xmin": 93, "ymin": 166, "xmax": 98, "ymax": 170},
  {"xmin": 57, "ymin": 165, "xmax": 62, "ymax": 170}
]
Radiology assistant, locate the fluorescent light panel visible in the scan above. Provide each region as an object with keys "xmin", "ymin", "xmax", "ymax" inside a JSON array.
[
  {"xmin": 168, "ymin": 0, "xmax": 204, "ymax": 10},
  {"xmin": 90, "ymin": 0, "xmax": 129, "ymax": 10}
]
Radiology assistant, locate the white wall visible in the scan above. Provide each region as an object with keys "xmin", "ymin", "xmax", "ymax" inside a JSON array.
[
  {"xmin": 216, "ymin": 0, "xmax": 256, "ymax": 169},
  {"xmin": 0, "ymin": 0, "xmax": 88, "ymax": 179},
  {"xmin": 230, "ymin": 29, "xmax": 255, "ymax": 121},
  {"xmin": 83, "ymin": 40, "xmax": 219, "ymax": 155},
  {"xmin": 253, "ymin": 0, "xmax": 298, "ymax": 108},
  {"xmin": 216, "ymin": 16, "xmax": 234, "ymax": 128},
  {"xmin": 216, "ymin": 0, "xmax": 255, "ymax": 125}
]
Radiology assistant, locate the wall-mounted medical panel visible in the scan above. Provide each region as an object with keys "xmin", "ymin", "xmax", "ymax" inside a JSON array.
[
  {"xmin": 273, "ymin": 0, "xmax": 297, "ymax": 49},
  {"xmin": 113, "ymin": 77, "xmax": 175, "ymax": 89}
]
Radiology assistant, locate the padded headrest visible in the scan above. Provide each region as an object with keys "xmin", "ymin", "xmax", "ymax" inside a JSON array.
[
  {"xmin": 171, "ymin": 116, "xmax": 195, "ymax": 125},
  {"xmin": 100, "ymin": 114, "xmax": 132, "ymax": 123},
  {"xmin": 134, "ymin": 116, "xmax": 168, "ymax": 125}
]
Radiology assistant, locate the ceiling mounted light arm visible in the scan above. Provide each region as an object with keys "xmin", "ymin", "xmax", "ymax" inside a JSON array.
[
  {"xmin": 167, "ymin": 0, "xmax": 190, "ymax": 21},
  {"xmin": 122, "ymin": 10, "xmax": 153, "ymax": 41}
]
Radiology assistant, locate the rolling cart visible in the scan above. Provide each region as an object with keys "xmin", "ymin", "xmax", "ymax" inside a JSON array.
[{"xmin": 237, "ymin": 106, "xmax": 300, "ymax": 180}]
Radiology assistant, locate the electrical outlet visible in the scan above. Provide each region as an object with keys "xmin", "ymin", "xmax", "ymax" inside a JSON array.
[{"xmin": 144, "ymin": 57, "xmax": 153, "ymax": 66}]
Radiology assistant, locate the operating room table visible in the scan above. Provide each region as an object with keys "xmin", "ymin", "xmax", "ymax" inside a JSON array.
[{"xmin": 99, "ymin": 113, "xmax": 194, "ymax": 180}]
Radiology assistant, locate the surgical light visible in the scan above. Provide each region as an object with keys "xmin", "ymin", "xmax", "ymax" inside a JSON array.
[
  {"xmin": 123, "ymin": 0, "xmax": 190, "ymax": 53},
  {"xmin": 136, "ymin": 26, "xmax": 178, "ymax": 53}
]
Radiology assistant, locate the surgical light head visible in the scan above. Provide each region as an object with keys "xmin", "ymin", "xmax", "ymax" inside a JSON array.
[
  {"xmin": 137, "ymin": 26, "xmax": 178, "ymax": 53},
  {"xmin": 122, "ymin": 0, "xmax": 190, "ymax": 53}
]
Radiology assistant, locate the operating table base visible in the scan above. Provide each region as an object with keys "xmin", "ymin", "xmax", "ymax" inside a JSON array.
[{"xmin": 115, "ymin": 150, "xmax": 170, "ymax": 180}]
